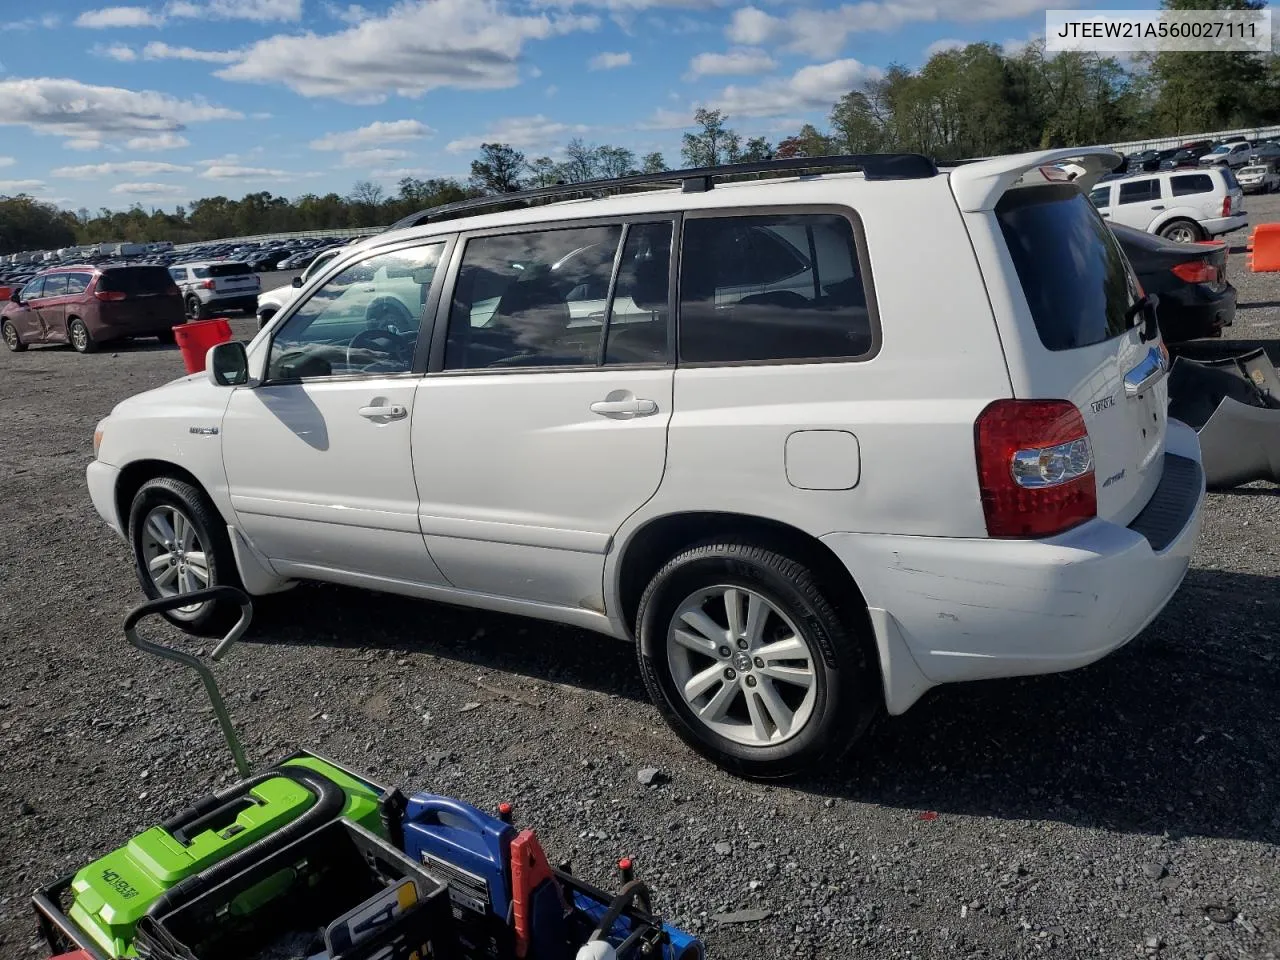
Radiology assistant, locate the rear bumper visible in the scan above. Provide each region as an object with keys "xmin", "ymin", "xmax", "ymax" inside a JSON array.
[
  {"xmin": 1200, "ymin": 215, "xmax": 1248, "ymax": 236},
  {"xmin": 204, "ymin": 294, "xmax": 258, "ymax": 312},
  {"xmin": 86, "ymin": 460, "xmax": 122, "ymax": 536},
  {"xmin": 1158, "ymin": 282, "xmax": 1237, "ymax": 342},
  {"xmin": 823, "ymin": 420, "xmax": 1206, "ymax": 714}
]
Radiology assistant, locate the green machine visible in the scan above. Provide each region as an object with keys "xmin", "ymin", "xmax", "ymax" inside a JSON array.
[{"xmin": 34, "ymin": 588, "xmax": 398, "ymax": 959}]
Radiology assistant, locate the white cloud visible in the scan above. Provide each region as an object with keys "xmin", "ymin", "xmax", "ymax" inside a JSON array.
[
  {"xmin": 0, "ymin": 157, "xmax": 13, "ymax": 168},
  {"xmin": 166, "ymin": 0, "xmax": 302, "ymax": 21},
  {"xmin": 370, "ymin": 166, "xmax": 435, "ymax": 179},
  {"xmin": 96, "ymin": 43, "xmax": 138, "ymax": 61},
  {"xmin": 712, "ymin": 58, "xmax": 883, "ymax": 117},
  {"xmin": 216, "ymin": 0, "xmax": 599, "ymax": 102},
  {"xmin": 111, "ymin": 181, "xmax": 187, "ymax": 196},
  {"xmin": 339, "ymin": 148, "xmax": 411, "ymax": 167},
  {"xmin": 727, "ymin": 0, "xmax": 1066, "ymax": 59},
  {"xmin": 446, "ymin": 114, "xmax": 591, "ymax": 153},
  {"xmin": 0, "ymin": 78, "xmax": 243, "ymax": 146},
  {"xmin": 588, "ymin": 50, "xmax": 632, "ymax": 70},
  {"xmin": 0, "ymin": 179, "xmax": 47, "ymax": 193},
  {"xmin": 310, "ymin": 119, "xmax": 433, "ymax": 151},
  {"xmin": 11, "ymin": 14, "xmax": 62, "ymax": 28},
  {"xmin": 65, "ymin": 139, "xmax": 105, "ymax": 151},
  {"xmin": 127, "ymin": 132, "xmax": 190, "ymax": 150},
  {"xmin": 53, "ymin": 160, "xmax": 192, "ymax": 178},
  {"xmin": 534, "ymin": 0, "xmax": 725, "ymax": 8},
  {"xmin": 325, "ymin": 2, "xmax": 372, "ymax": 22},
  {"xmin": 687, "ymin": 47, "xmax": 776, "ymax": 78},
  {"xmin": 640, "ymin": 107, "xmax": 695, "ymax": 129},
  {"xmin": 143, "ymin": 41, "xmax": 241, "ymax": 62},
  {"xmin": 925, "ymin": 38, "xmax": 966, "ymax": 57},
  {"xmin": 200, "ymin": 164, "xmax": 290, "ymax": 179},
  {"xmin": 75, "ymin": 6, "xmax": 164, "ymax": 28}
]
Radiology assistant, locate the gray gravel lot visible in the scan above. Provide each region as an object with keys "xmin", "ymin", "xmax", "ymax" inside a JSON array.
[{"xmin": 1, "ymin": 203, "xmax": 1278, "ymax": 960}]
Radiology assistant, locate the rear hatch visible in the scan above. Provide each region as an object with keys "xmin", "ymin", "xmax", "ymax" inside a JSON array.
[
  {"xmin": 1216, "ymin": 167, "xmax": 1245, "ymax": 216},
  {"xmin": 97, "ymin": 267, "xmax": 184, "ymax": 327},
  {"xmin": 958, "ymin": 163, "xmax": 1169, "ymax": 528},
  {"xmin": 205, "ymin": 262, "xmax": 260, "ymax": 295}
]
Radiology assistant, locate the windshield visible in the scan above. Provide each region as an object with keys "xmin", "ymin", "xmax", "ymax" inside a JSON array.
[{"xmin": 1210, "ymin": 146, "xmax": 1231, "ymax": 155}]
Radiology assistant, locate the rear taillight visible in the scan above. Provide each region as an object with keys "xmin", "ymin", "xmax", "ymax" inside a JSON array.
[
  {"xmin": 1171, "ymin": 260, "xmax": 1218, "ymax": 284},
  {"xmin": 1222, "ymin": 196, "xmax": 1231, "ymax": 216},
  {"xmin": 201, "ymin": 279, "xmax": 216, "ymax": 290},
  {"xmin": 975, "ymin": 399, "xmax": 1096, "ymax": 538},
  {"xmin": 94, "ymin": 290, "xmax": 126, "ymax": 301}
]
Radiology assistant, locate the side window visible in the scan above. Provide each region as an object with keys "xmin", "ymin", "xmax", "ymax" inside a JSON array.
[
  {"xmin": 604, "ymin": 222, "xmax": 672, "ymax": 365},
  {"xmin": 1089, "ymin": 186, "xmax": 1111, "ymax": 209},
  {"xmin": 678, "ymin": 213, "xmax": 873, "ymax": 364},
  {"xmin": 267, "ymin": 241, "xmax": 445, "ymax": 381},
  {"xmin": 65, "ymin": 273, "xmax": 91, "ymax": 295},
  {"xmin": 444, "ymin": 224, "xmax": 622, "ymax": 371},
  {"xmin": 304, "ymin": 250, "xmax": 336, "ymax": 282},
  {"xmin": 1118, "ymin": 179, "xmax": 1159, "ymax": 204},
  {"xmin": 22, "ymin": 277, "xmax": 46, "ymax": 300},
  {"xmin": 42, "ymin": 274, "xmax": 69, "ymax": 297},
  {"xmin": 169, "ymin": 267, "xmax": 185, "ymax": 282},
  {"xmin": 1170, "ymin": 174, "xmax": 1213, "ymax": 196}
]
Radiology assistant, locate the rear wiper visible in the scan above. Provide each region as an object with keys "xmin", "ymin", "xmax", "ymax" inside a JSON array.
[{"xmin": 1125, "ymin": 293, "xmax": 1160, "ymax": 342}]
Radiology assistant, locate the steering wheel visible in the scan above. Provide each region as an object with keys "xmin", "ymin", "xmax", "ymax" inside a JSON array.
[
  {"xmin": 365, "ymin": 296, "xmax": 416, "ymax": 334},
  {"xmin": 346, "ymin": 327, "xmax": 409, "ymax": 372}
]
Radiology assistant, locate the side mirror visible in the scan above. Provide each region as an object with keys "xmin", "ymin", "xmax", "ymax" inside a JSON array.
[
  {"xmin": 291, "ymin": 276, "xmax": 303, "ymax": 288},
  {"xmin": 208, "ymin": 340, "xmax": 249, "ymax": 387},
  {"xmin": 9, "ymin": 288, "xmax": 22, "ymax": 303}
]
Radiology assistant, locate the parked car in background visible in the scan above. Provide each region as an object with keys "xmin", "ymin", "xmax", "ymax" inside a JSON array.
[
  {"xmin": 1248, "ymin": 141, "xmax": 1280, "ymax": 164},
  {"xmin": 1199, "ymin": 142, "xmax": 1253, "ymax": 169},
  {"xmin": 1237, "ymin": 162, "xmax": 1280, "ymax": 195},
  {"xmin": 1089, "ymin": 167, "xmax": 1246, "ymax": 242},
  {"xmin": 169, "ymin": 262, "xmax": 260, "ymax": 320},
  {"xmin": 1160, "ymin": 147, "xmax": 1209, "ymax": 170},
  {"xmin": 1, "ymin": 265, "xmax": 183, "ymax": 354},
  {"xmin": 85, "ymin": 148, "xmax": 1206, "ymax": 777},
  {"xmin": 256, "ymin": 246, "xmax": 342, "ymax": 329},
  {"xmin": 1109, "ymin": 222, "xmax": 1234, "ymax": 343}
]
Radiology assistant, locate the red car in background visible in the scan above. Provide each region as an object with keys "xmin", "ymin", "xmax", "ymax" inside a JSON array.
[{"xmin": 1, "ymin": 265, "xmax": 184, "ymax": 354}]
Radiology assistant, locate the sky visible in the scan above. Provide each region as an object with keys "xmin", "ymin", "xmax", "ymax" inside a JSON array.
[{"xmin": 0, "ymin": 0, "xmax": 1158, "ymax": 213}]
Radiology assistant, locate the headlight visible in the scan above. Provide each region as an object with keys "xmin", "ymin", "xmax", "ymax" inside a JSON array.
[{"xmin": 94, "ymin": 418, "xmax": 107, "ymax": 459}]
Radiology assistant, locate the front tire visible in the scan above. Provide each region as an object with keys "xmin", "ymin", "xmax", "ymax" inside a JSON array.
[
  {"xmin": 2, "ymin": 320, "xmax": 25, "ymax": 352},
  {"xmin": 636, "ymin": 542, "xmax": 880, "ymax": 779},
  {"xmin": 68, "ymin": 317, "xmax": 97, "ymax": 353},
  {"xmin": 128, "ymin": 476, "xmax": 242, "ymax": 635}
]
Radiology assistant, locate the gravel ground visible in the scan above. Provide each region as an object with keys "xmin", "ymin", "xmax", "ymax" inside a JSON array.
[{"xmin": 1, "ymin": 201, "xmax": 1278, "ymax": 960}]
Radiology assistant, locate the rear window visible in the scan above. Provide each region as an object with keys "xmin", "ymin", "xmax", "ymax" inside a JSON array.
[
  {"xmin": 1220, "ymin": 167, "xmax": 1240, "ymax": 190},
  {"xmin": 996, "ymin": 184, "xmax": 1140, "ymax": 352},
  {"xmin": 208, "ymin": 262, "xmax": 252, "ymax": 277},
  {"xmin": 1171, "ymin": 173, "xmax": 1213, "ymax": 196},
  {"xmin": 99, "ymin": 266, "xmax": 179, "ymax": 294}
]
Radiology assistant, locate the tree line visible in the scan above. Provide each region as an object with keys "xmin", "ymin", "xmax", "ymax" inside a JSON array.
[{"xmin": 4, "ymin": 0, "xmax": 1277, "ymax": 256}]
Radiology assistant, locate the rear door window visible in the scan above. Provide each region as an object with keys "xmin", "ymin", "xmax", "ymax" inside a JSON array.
[
  {"xmin": 1170, "ymin": 174, "xmax": 1213, "ymax": 196},
  {"xmin": 100, "ymin": 267, "xmax": 179, "ymax": 294},
  {"xmin": 1118, "ymin": 179, "xmax": 1160, "ymax": 204},
  {"xmin": 996, "ymin": 184, "xmax": 1140, "ymax": 352},
  {"xmin": 678, "ymin": 213, "xmax": 874, "ymax": 363}
]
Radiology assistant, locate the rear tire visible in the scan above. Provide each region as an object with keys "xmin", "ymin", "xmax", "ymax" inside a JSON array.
[
  {"xmin": 128, "ymin": 476, "xmax": 242, "ymax": 635},
  {"xmin": 185, "ymin": 295, "xmax": 207, "ymax": 321},
  {"xmin": 2, "ymin": 320, "xmax": 26, "ymax": 352},
  {"xmin": 636, "ymin": 542, "xmax": 880, "ymax": 779},
  {"xmin": 1159, "ymin": 219, "xmax": 1205, "ymax": 243},
  {"xmin": 68, "ymin": 317, "xmax": 97, "ymax": 354}
]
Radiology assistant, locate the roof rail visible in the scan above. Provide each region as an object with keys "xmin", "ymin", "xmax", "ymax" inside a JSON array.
[{"xmin": 387, "ymin": 153, "xmax": 938, "ymax": 231}]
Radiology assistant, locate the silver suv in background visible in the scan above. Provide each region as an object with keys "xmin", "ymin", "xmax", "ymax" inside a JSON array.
[{"xmin": 169, "ymin": 262, "xmax": 261, "ymax": 320}]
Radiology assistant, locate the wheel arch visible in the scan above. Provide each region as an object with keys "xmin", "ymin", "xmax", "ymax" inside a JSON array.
[
  {"xmin": 114, "ymin": 459, "xmax": 215, "ymax": 535},
  {"xmin": 613, "ymin": 511, "xmax": 872, "ymax": 641}
]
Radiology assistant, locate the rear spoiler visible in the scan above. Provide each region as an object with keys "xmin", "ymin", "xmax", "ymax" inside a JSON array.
[{"xmin": 948, "ymin": 148, "xmax": 1122, "ymax": 213}]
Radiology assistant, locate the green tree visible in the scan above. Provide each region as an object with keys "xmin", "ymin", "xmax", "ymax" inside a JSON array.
[
  {"xmin": 681, "ymin": 108, "xmax": 738, "ymax": 167},
  {"xmin": 470, "ymin": 142, "xmax": 526, "ymax": 194},
  {"xmin": 641, "ymin": 151, "xmax": 666, "ymax": 173},
  {"xmin": 597, "ymin": 145, "xmax": 637, "ymax": 178},
  {"xmin": 830, "ymin": 91, "xmax": 882, "ymax": 153},
  {"xmin": 526, "ymin": 156, "xmax": 564, "ymax": 187}
]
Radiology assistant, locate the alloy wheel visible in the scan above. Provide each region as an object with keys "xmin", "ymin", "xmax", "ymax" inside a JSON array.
[
  {"xmin": 70, "ymin": 322, "xmax": 88, "ymax": 352},
  {"xmin": 2, "ymin": 324, "xmax": 17, "ymax": 349},
  {"xmin": 666, "ymin": 585, "xmax": 818, "ymax": 747},
  {"xmin": 139, "ymin": 505, "xmax": 211, "ymax": 616},
  {"xmin": 1164, "ymin": 224, "xmax": 1197, "ymax": 243}
]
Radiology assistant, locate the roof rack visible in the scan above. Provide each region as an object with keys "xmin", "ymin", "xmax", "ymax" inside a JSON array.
[{"xmin": 387, "ymin": 153, "xmax": 938, "ymax": 231}]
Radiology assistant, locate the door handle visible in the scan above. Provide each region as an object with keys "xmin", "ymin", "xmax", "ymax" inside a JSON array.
[
  {"xmin": 358, "ymin": 404, "xmax": 408, "ymax": 420},
  {"xmin": 590, "ymin": 398, "xmax": 659, "ymax": 419},
  {"xmin": 1151, "ymin": 204, "xmax": 1165, "ymax": 210}
]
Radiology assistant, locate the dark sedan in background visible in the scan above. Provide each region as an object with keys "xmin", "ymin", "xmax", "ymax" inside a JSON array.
[{"xmin": 1110, "ymin": 222, "xmax": 1236, "ymax": 343}]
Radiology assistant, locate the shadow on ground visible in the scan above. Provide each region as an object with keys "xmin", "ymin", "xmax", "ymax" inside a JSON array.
[{"xmin": 248, "ymin": 566, "xmax": 1279, "ymax": 844}]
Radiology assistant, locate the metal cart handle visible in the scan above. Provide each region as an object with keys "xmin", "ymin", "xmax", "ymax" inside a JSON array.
[{"xmin": 124, "ymin": 587, "xmax": 254, "ymax": 777}]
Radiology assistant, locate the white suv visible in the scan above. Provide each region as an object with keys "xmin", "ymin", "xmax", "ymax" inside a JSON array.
[
  {"xmin": 255, "ymin": 247, "xmax": 343, "ymax": 329},
  {"xmin": 87, "ymin": 150, "xmax": 1206, "ymax": 777},
  {"xmin": 169, "ymin": 261, "xmax": 261, "ymax": 320},
  {"xmin": 1089, "ymin": 167, "xmax": 1247, "ymax": 242}
]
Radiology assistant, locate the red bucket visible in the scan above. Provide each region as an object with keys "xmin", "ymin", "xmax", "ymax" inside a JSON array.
[{"xmin": 172, "ymin": 318, "xmax": 233, "ymax": 375}]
